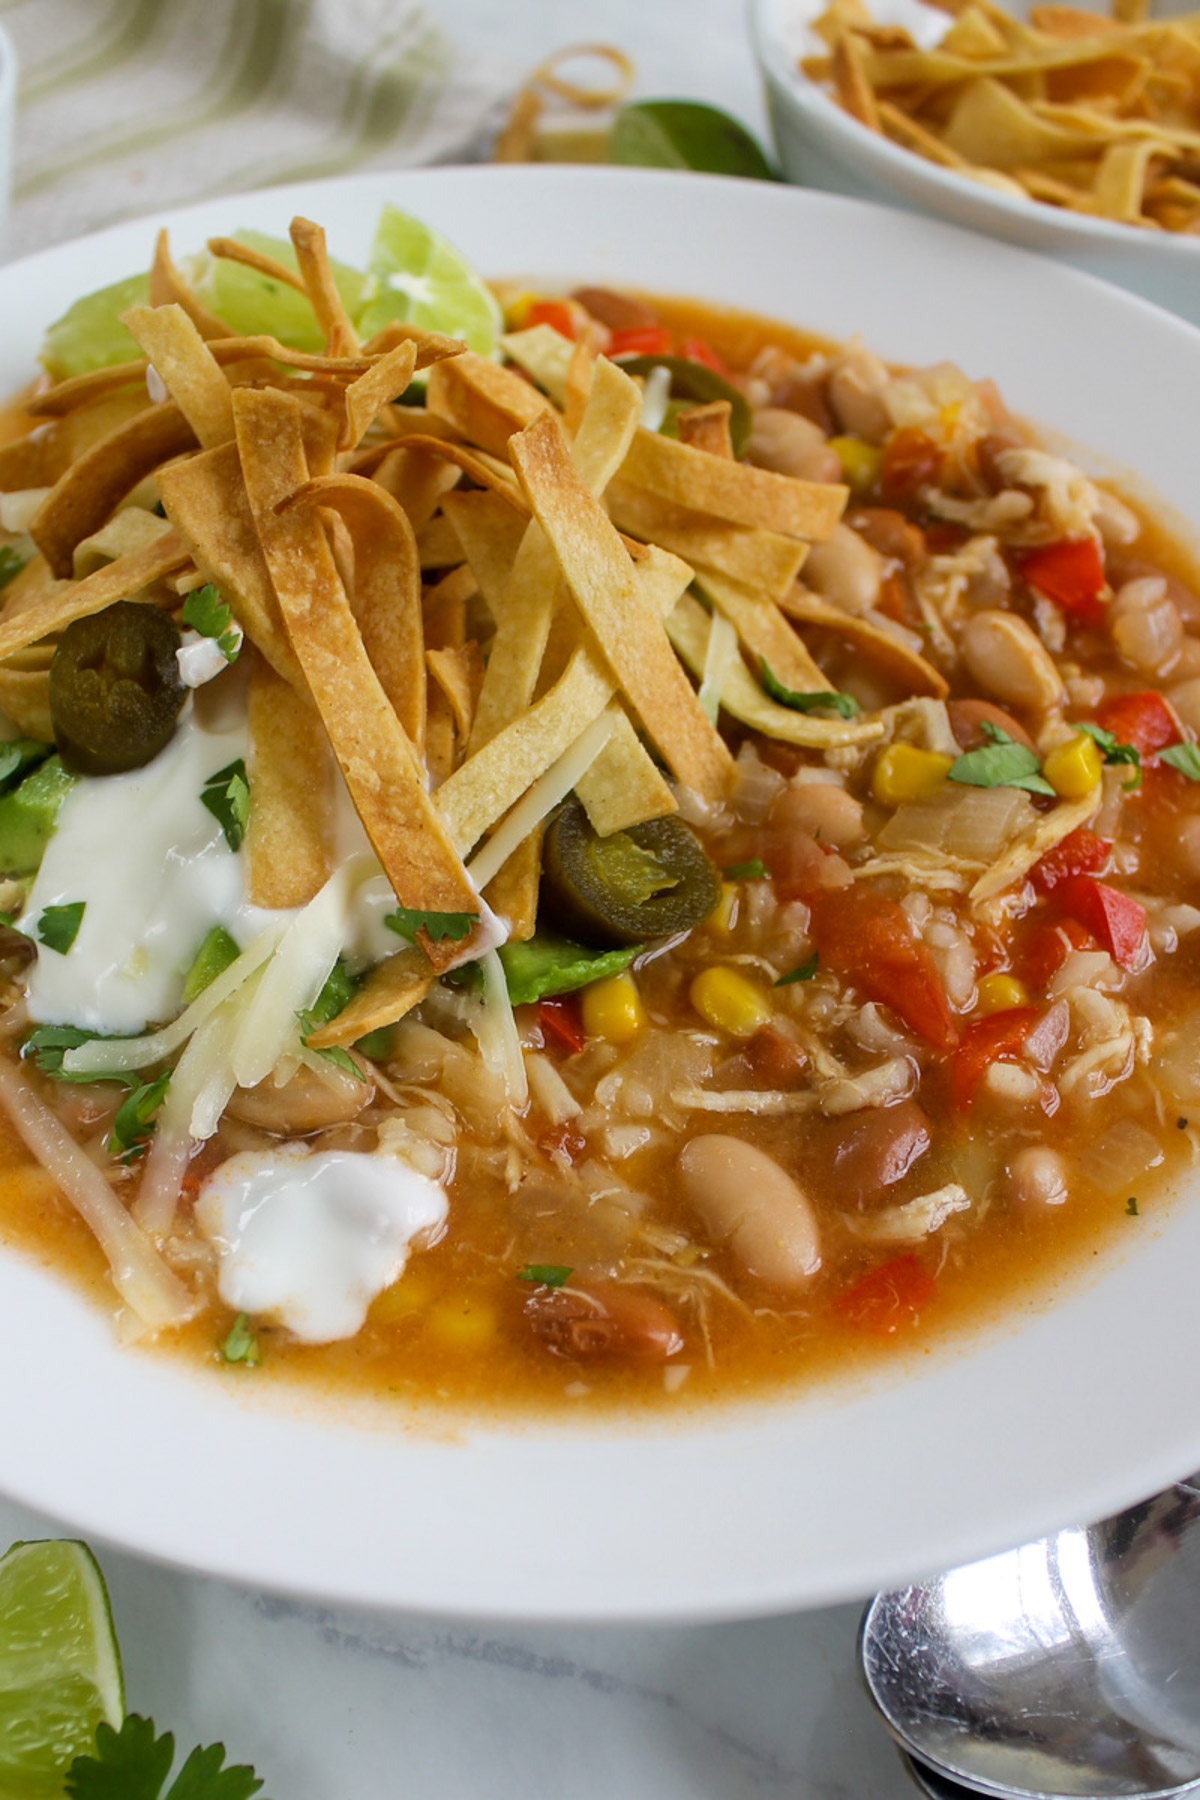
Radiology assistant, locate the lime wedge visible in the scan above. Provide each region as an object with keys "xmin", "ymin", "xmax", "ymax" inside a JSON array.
[
  {"xmin": 0, "ymin": 1540, "xmax": 123, "ymax": 1796},
  {"xmin": 39, "ymin": 274, "xmax": 151, "ymax": 381},
  {"xmin": 358, "ymin": 204, "xmax": 502, "ymax": 357},
  {"xmin": 187, "ymin": 229, "xmax": 371, "ymax": 353},
  {"xmin": 608, "ymin": 101, "xmax": 776, "ymax": 181}
]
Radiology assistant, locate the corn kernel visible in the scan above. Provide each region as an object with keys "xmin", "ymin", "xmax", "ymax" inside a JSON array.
[
  {"xmin": 1043, "ymin": 733, "xmax": 1103, "ymax": 800},
  {"xmin": 712, "ymin": 881, "xmax": 739, "ymax": 933},
  {"xmin": 689, "ymin": 966, "xmax": 771, "ymax": 1038},
  {"xmin": 975, "ymin": 972, "xmax": 1030, "ymax": 1015},
  {"xmin": 581, "ymin": 971, "xmax": 646, "ymax": 1044},
  {"xmin": 829, "ymin": 435, "xmax": 883, "ymax": 494},
  {"xmin": 502, "ymin": 290, "xmax": 537, "ymax": 330},
  {"xmin": 369, "ymin": 1271, "xmax": 433, "ymax": 1326},
  {"xmin": 427, "ymin": 1296, "xmax": 497, "ymax": 1351},
  {"xmin": 871, "ymin": 743, "xmax": 955, "ymax": 806}
]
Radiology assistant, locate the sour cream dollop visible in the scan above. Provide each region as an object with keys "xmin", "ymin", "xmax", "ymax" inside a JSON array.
[{"xmin": 194, "ymin": 1144, "xmax": 449, "ymax": 1343}]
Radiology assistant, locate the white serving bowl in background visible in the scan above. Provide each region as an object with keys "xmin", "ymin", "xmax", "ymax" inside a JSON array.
[{"xmin": 750, "ymin": 0, "xmax": 1200, "ymax": 324}]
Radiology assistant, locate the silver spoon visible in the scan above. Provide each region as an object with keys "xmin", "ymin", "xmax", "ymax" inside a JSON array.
[{"xmin": 859, "ymin": 1474, "xmax": 1200, "ymax": 1800}]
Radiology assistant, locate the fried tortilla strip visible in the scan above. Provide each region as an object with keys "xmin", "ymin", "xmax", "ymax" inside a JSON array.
[
  {"xmin": 677, "ymin": 401, "xmax": 735, "ymax": 459},
  {"xmin": 482, "ymin": 828, "xmax": 542, "ymax": 943},
  {"xmin": 970, "ymin": 788, "xmax": 1101, "ymax": 907},
  {"xmin": 500, "ymin": 323, "xmax": 574, "ymax": 405},
  {"xmin": 157, "ymin": 441, "xmax": 304, "ymax": 689},
  {"xmin": 290, "ymin": 216, "xmax": 360, "ymax": 357},
  {"xmin": 340, "ymin": 339, "xmax": 419, "ymax": 451},
  {"xmin": 0, "ymin": 668, "xmax": 51, "ymax": 739},
  {"xmin": 575, "ymin": 706, "xmax": 676, "ymax": 834},
  {"xmin": 667, "ymin": 593, "xmax": 885, "ymax": 749},
  {"xmin": 779, "ymin": 586, "xmax": 950, "ymax": 698},
  {"xmin": 234, "ymin": 387, "xmax": 480, "ymax": 965},
  {"xmin": 245, "ymin": 651, "xmax": 336, "ymax": 908},
  {"xmin": 150, "ymin": 229, "xmax": 231, "ymax": 338},
  {"xmin": 426, "ymin": 642, "xmax": 485, "ymax": 744},
  {"xmin": 372, "ymin": 446, "xmax": 464, "ymax": 533},
  {"xmin": 304, "ymin": 947, "xmax": 433, "ymax": 1049},
  {"xmin": 29, "ymin": 362, "xmax": 152, "ymax": 419},
  {"xmin": 206, "ymin": 234, "xmax": 307, "ymax": 295},
  {"xmin": 1093, "ymin": 136, "xmax": 1174, "ymax": 220},
  {"xmin": 121, "ymin": 303, "xmax": 235, "ymax": 449},
  {"xmin": 696, "ymin": 569, "xmax": 830, "ymax": 693},
  {"xmin": 0, "ymin": 529, "xmax": 189, "ymax": 663},
  {"xmin": 607, "ymin": 478, "xmax": 807, "ymax": 598},
  {"xmin": 279, "ymin": 472, "xmax": 426, "ymax": 749},
  {"xmin": 833, "ymin": 28, "xmax": 883, "ymax": 127},
  {"xmin": 563, "ymin": 337, "xmax": 595, "ymax": 435},
  {"xmin": 30, "ymin": 403, "xmax": 198, "ymax": 578},
  {"xmin": 387, "ymin": 433, "xmax": 534, "ymax": 511},
  {"xmin": 425, "ymin": 351, "xmax": 552, "ymax": 458},
  {"xmin": 415, "ymin": 511, "xmax": 466, "ymax": 571},
  {"xmin": 619, "ymin": 428, "xmax": 847, "ymax": 542},
  {"xmin": 0, "ymin": 554, "xmax": 68, "ymax": 626},
  {"xmin": 423, "ymin": 580, "xmax": 466, "ymax": 789},
  {"xmin": 510, "ymin": 412, "xmax": 731, "ymax": 799},
  {"xmin": 440, "ymin": 489, "xmax": 529, "ymax": 615},
  {"xmin": 73, "ymin": 505, "xmax": 175, "ymax": 579}
]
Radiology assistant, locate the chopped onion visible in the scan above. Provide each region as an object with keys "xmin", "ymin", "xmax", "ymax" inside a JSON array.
[
  {"xmin": 1076, "ymin": 1118, "xmax": 1162, "ymax": 1197},
  {"xmin": 640, "ymin": 364, "xmax": 672, "ymax": 432},
  {"xmin": 472, "ymin": 949, "xmax": 528, "ymax": 1108},
  {"xmin": 698, "ymin": 611, "xmax": 740, "ymax": 726},
  {"xmin": 878, "ymin": 786, "xmax": 1034, "ymax": 862},
  {"xmin": 730, "ymin": 741, "xmax": 785, "ymax": 825}
]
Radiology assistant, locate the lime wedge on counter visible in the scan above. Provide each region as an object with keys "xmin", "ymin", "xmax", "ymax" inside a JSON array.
[
  {"xmin": 0, "ymin": 1540, "xmax": 123, "ymax": 1796},
  {"xmin": 188, "ymin": 229, "xmax": 370, "ymax": 352},
  {"xmin": 358, "ymin": 204, "xmax": 502, "ymax": 357},
  {"xmin": 39, "ymin": 274, "xmax": 151, "ymax": 381},
  {"xmin": 608, "ymin": 100, "xmax": 776, "ymax": 180}
]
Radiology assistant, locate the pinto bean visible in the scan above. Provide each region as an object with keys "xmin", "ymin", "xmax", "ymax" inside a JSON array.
[
  {"xmin": 771, "ymin": 778, "xmax": 866, "ymax": 848},
  {"xmin": 226, "ymin": 1059, "xmax": 374, "ymax": 1133},
  {"xmin": 803, "ymin": 523, "xmax": 884, "ymax": 613},
  {"xmin": 947, "ymin": 698, "xmax": 1036, "ymax": 754},
  {"xmin": 1008, "ymin": 1145, "xmax": 1068, "ymax": 1208},
  {"xmin": 744, "ymin": 1025, "xmax": 809, "ymax": 1088},
  {"xmin": 525, "ymin": 1281, "xmax": 684, "ymax": 1362},
  {"xmin": 960, "ymin": 610, "xmax": 1065, "ymax": 712},
  {"xmin": 975, "ymin": 432, "xmax": 1026, "ymax": 493},
  {"xmin": 678, "ymin": 1135, "xmax": 821, "ymax": 1287},
  {"xmin": 569, "ymin": 286, "xmax": 657, "ymax": 331},
  {"xmin": 829, "ymin": 1099, "xmax": 932, "ymax": 1205},
  {"xmin": 827, "ymin": 348, "xmax": 892, "ymax": 443},
  {"xmin": 846, "ymin": 507, "xmax": 926, "ymax": 566},
  {"xmin": 746, "ymin": 409, "xmax": 842, "ymax": 483}
]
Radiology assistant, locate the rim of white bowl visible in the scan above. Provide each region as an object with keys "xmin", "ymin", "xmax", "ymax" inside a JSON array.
[{"xmin": 748, "ymin": 0, "xmax": 1200, "ymax": 262}]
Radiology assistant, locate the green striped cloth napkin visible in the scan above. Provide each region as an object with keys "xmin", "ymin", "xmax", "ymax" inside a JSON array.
[{"xmin": 3, "ymin": 0, "xmax": 508, "ymax": 257}]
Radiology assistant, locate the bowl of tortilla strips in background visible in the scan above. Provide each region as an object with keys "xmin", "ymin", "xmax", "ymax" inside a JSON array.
[{"xmin": 751, "ymin": 0, "xmax": 1200, "ymax": 324}]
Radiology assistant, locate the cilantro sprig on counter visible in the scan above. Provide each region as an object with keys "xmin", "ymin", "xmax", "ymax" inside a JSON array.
[
  {"xmin": 947, "ymin": 721, "xmax": 1054, "ymax": 795},
  {"xmin": 182, "ymin": 584, "xmax": 242, "ymax": 665},
  {"xmin": 66, "ymin": 1714, "xmax": 262, "ymax": 1800},
  {"xmin": 759, "ymin": 658, "xmax": 859, "ymax": 720}
]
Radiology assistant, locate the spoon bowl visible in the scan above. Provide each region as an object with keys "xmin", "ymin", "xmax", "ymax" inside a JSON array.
[{"xmin": 860, "ymin": 1476, "xmax": 1200, "ymax": 1800}]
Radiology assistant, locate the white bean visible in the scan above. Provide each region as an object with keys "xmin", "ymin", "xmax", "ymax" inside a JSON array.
[
  {"xmin": 227, "ymin": 1061, "xmax": 374, "ymax": 1132},
  {"xmin": 1168, "ymin": 677, "xmax": 1200, "ymax": 737},
  {"xmin": 1093, "ymin": 489, "xmax": 1141, "ymax": 548},
  {"xmin": 1110, "ymin": 576, "xmax": 1183, "ymax": 678},
  {"xmin": 960, "ymin": 609, "xmax": 1065, "ymax": 711},
  {"xmin": 746, "ymin": 408, "xmax": 842, "ymax": 483},
  {"xmin": 678, "ymin": 1135, "xmax": 821, "ymax": 1288},
  {"xmin": 773, "ymin": 779, "xmax": 865, "ymax": 847},
  {"xmin": 827, "ymin": 348, "xmax": 892, "ymax": 443},
  {"xmin": 1009, "ymin": 1145, "xmax": 1068, "ymax": 1208},
  {"xmin": 803, "ymin": 523, "xmax": 884, "ymax": 614}
]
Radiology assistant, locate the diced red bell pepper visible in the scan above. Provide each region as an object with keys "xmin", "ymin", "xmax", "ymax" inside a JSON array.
[
  {"xmin": 1017, "ymin": 916, "xmax": 1095, "ymax": 991},
  {"xmin": 1095, "ymin": 689, "xmax": 1179, "ymax": 760},
  {"xmin": 806, "ymin": 885, "xmax": 959, "ymax": 1052},
  {"xmin": 679, "ymin": 334, "xmax": 728, "ymax": 376},
  {"xmin": 1030, "ymin": 827, "xmax": 1113, "ymax": 895},
  {"xmin": 525, "ymin": 299, "xmax": 578, "ymax": 341},
  {"xmin": 950, "ymin": 1006, "xmax": 1039, "ymax": 1110},
  {"xmin": 607, "ymin": 324, "xmax": 673, "ymax": 359},
  {"xmin": 836, "ymin": 1255, "xmax": 937, "ymax": 1335},
  {"xmin": 537, "ymin": 995, "xmax": 587, "ymax": 1055},
  {"xmin": 1017, "ymin": 538, "xmax": 1107, "ymax": 625},
  {"xmin": 1054, "ymin": 876, "xmax": 1147, "ymax": 970},
  {"xmin": 880, "ymin": 428, "xmax": 942, "ymax": 504}
]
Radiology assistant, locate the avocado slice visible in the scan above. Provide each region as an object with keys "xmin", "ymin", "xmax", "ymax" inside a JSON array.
[{"xmin": 0, "ymin": 756, "xmax": 77, "ymax": 877}]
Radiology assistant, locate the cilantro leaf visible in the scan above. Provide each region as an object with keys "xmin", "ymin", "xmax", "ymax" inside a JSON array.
[
  {"xmin": 21, "ymin": 1024, "xmax": 141, "ymax": 1087},
  {"xmin": 296, "ymin": 1008, "xmax": 365, "ymax": 1081},
  {"xmin": 296, "ymin": 960, "xmax": 367, "ymax": 1079},
  {"xmin": 200, "ymin": 761, "xmax": 249, "ymax": 852},
  {"xmin": 0, "ymin": 544, "xmax": 27, "ymax": 590},
  {"xmin": 1161, "ymin": 740, "xmax": 1200, "ymax": 781},
  {"xmin": 107, "ymin": 1070, "xmax": 170, "ymax": 1160},
  {"xmin": 385, "ymin": 906, "xmax": 478, "ymax": 946},
  {"xmin": 66, "ymin": 1714, "xmax": 263, "ymax": 1800},
  {"xmin": 776, "ymin": 953, "xmax": 819, "ymax": 986},
  {"xmin": 181, "ymin": 584, "xmax": 241, "ymax": 664},
  {"xmin": 1074, "ymin": 720, "xmax": 1141, "ymax": 788},
  {"xmin": 759, "ymin": 658, "xmax": 859, "ymax": 719},
  {"xmin": 518, "ymin": 1264, "xmax": 573, "ymax": 1287},
  {"xmin": 37, "ymin": 900, "xmax": 85, "ymax": 954},
  {"xmin": 723, "ymin": 858, "xmax": 769, "ymax": 880},
  {"xmin": 948, "ymin": 721, "xmax": 1054, "ymax": 795},
  {"xmin": 220, "ymin": 1314, "xmax": 261, "ymax": 1366}
]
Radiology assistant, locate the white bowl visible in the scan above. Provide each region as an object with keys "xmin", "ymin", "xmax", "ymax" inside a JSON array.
[{"xmin": 750, "ymin": 0, "xmax": 1200, "ymax": 324}]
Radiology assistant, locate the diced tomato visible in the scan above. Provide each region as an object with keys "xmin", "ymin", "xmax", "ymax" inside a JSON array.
[
  {"xmin": 608, "ymin": 324, "xmax": 673, "ymax": 359},
  {"xmin": 1054, "ymin": 876, "xmax": 1147, "ymax": 970},
  {"xmin": 1017, "ymin": 916, "xmax": 1095, "ymax": 991},
  {"xmin": 679, "ymin": 334, "xmax": 728, "ymax": 376},
  {"xmin": 525, "ymin": 299, "xmax": 578, "ymax": 340},
  {"xmin": 806, "ymin": 885, "xmax": 959, "ymax": 1052},
  {"xmin": 836, "ymin": 1255, "xmax": 937, "ymax": 1335},
  {"xmin": 1030, "ymin": 827, "xmax": 1112, "ymax": 895},
  {"xmin": 537, "ymin": 995, "xmax": 587, "ymax": 1055},
  {"xmin": 1095, "ymin": 689, "xmax": 1179, "ymax": 760},
  {"xmin": 880, "ymin": 428, "xmax": 942, "ymax": 504},
  {"xmin": 1017, "ymin": 538, "xmax": 1107, "ymax": 625},
  {"xmin": 950, "ymin": 1007, "xmax": 1039, "ymax": 1110}
]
